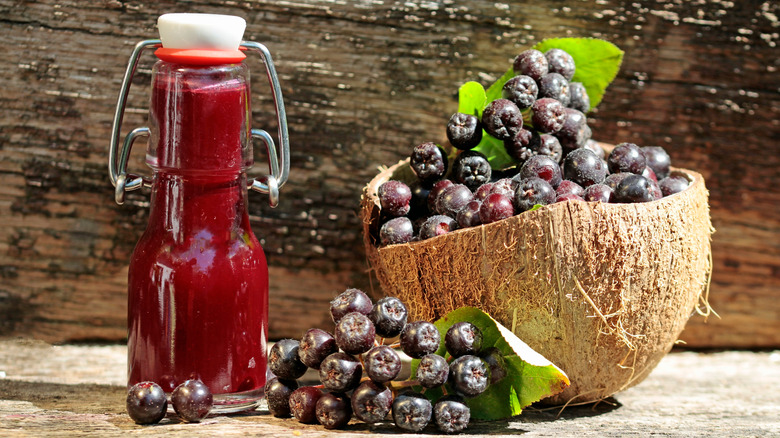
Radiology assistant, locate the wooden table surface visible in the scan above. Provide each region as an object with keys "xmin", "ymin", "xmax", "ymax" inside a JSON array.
[{"xmin": 1, "ymin": 339, "xmax": 778, "ymax": 437}]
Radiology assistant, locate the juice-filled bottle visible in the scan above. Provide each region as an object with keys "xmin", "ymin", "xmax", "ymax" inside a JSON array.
[{"xmin": 108, "ymin": 13, "xmax": 289, "ymax": 413}]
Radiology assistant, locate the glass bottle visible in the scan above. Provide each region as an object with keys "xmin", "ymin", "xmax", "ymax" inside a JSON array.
[{"xmin": 108, "ymin": 13, "xmax": 289, "ymax": 413}]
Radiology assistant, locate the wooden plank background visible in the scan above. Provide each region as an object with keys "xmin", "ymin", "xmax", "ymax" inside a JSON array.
[{"xmin": 0, "ymin": 0, "xmax": 777, "ymax": 347}]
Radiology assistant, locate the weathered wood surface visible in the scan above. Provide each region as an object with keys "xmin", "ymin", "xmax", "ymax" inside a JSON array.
[
  {"xmin": 1, "ymin": 339, "xmax": 779, "ymax": 437},
  {"xmin": 0, "ymin": 0, "xmax": 778, "ymax": 347}
]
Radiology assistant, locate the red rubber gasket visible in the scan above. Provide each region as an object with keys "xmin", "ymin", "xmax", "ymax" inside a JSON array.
[{"xmin": 154, "ymin": 48, "xmax": 246, "ymax": 65}]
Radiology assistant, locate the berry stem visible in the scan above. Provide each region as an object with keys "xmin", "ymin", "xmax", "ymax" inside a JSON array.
[
  {"xmin": 388, "ymin": 380, "xmax": 420, "ymax": 390},
  {"xmin": 387, "ymin": 342, "xmax": 401, "ymax": 349}
]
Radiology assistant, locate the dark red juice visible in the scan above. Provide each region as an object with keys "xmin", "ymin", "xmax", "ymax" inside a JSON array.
[{"xmin": 127, "ymin": 63, "xmax": 268, "ymax": 396}]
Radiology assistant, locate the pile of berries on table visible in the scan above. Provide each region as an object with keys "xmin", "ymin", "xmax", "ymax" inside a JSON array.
[
  {"xmin": 376, "ymin": 48, "xmax": 691, "ymax": 247},
  {"xmin": 266, "ymin": 288, "xmax": 505, "ymax": 433}
]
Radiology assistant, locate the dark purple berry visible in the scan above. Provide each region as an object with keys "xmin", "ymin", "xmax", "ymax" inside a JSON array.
[
  {"xmin": 531, "ymin": 98, "xmax": 566, "ymax": 134},
  {"xmin": 556, "ymin": 193, "xmax": 584, "ymax": 202},
  {"xmin": 335, "ymin": 312, "xmax": 376, "ymax": 355},
  {"xmin": 556, "ymin": 179, "xmax": 584, "ymax": 197},
  {"xmin": 514, "ymin": 177, "xmax": 556, "ymax": 212},
  {"xmin": 513, "ymin": 49, "xmax": 548, "ymax": 81},
  {"xmin": 369, "ymin": 296, "xmax": 408, "ymax": 338},
  {"xmin": 316, "ymin": 392, "xmax": 352, "ymax": 430},
  {"xmin": 480, "ymin": 347, "xmax": 507, "ymax": 384},
  {"xmin": 479, "ymin": 193, "xmax": 514, "ymax": 224},
  {"xmin": 319, "ymin": 352, "xmax": 362, "ymax": 392},
  {"xmin": 434, "ymin": 395, "xmax": 471, "ymax": 433},
  {"xmin": 435, "ymin": 183, "xmax": 474, "ymax": 217},
  {"xmin": 456, "ymin": 200, "xmax": 482, "ymax": 228},
  {"xmin": 400, "ymin": 321, "xmax": 441, "ymax": 359},
  {"xmin": 608, "ymin": 143, "xmax": 646, "ymax": 175},
  {"xmin": 555, "ymin": 108, "xmax": 589, "ymax": 152},
  {"xmin": 351, "ymin": 381, "xmax": 393, "ymax": 423},
  {"xmin": 584, "ymin": 139, "xmax": 606, "ymax": 159},
  {"xmin": 538, "ymin": 133, "xmax": 563, "ymax": 163},
  {"xmin": 445, "ymin": 321, "xmax": 484, "ymax": 357},
  {"xmin": 410, "ymin": 142, "xmax": 448, "ymax": 186},
  {"xmin": 502, "ymin": 75, "xmax": 538, "ymax": 109},
  {"xmin": 265, "ymin": 377, "xmax": 299, "ymax": 418},
  {"xmin": 447, "ymin": 113, "xmax": 483, "ymax": 150},
  {"xmin": 641, "ymin": 146, "xmax": 672, "ymax": 179},
  {"xmin": 545, "ymin": 48, "xmax": 575, "ymax": 81},
  {"xmin": 538, "ymin": 72, "xmax": 570, "ymax": 106},
  {"xmin": 614, "ymin": 174, "xmax": 655, "ymax": 203},
  {"xmin": 562, "ymin": 148, "xmax": 607, "ymax": 187},
  {"xmin": 568, "ymin": 82, "xmax": 590, "ymax": 112},
  {"xmin": 648, "ymin": 179, "xmax": 663, "ymax": 200},
  {"xmin": 451, "ymin": 151, "xmax": 492, "ymax": 191},
  {"xmin": 427, "ymin": 179, "xmax": 454, "ymax": 213},
  {"xmin": 490, "ymin": 178, "xmax": 516, "ymax": 198},
  {"xmin": 409, "ymin": 181, "xmax": 431, "ymax": 217},
  {"xmin": 520, "ymin": 155, "xmax": 562, "ymax": 189},
  {"xmin": 474, "ymin": 183, "xmax": 494, "ymax": 201},
  {"xmin": 482, "ymin": 98, "xmax": 523, "ymax": 141},
  {"xmin": 171, "ymin": 379, "xmax": 213, "ymax": 423},
  {"xmin": 126, "ymin": 381, "xmax": 167, "ymax": 425},
  {"xmin": 583, "ymin": 184, "xmax": 614, "ymax": 203},
  {"xmin": 416, "ymin": 354, "xmax": 449, "ymax": 388},
  {"xmin": 380, "ymin": 217, "xmax": 414, "ymax": 246},
  {"xmin": 504, "ymin": 128, "xmax": 541, "ymax": 165},
  {"xmin": 660, "ymin": 175, "xmax": 690, "ymax": 196},
  {"xmin": 289, "ymin": 386, "xmax": 323, "ymax": 424},
  {"xmin": 299, "ymin": 328, "xmax": 338, "ymax": 370},
  {"xmin": 605, "ymin": 172, "xmax": 632, "ymax": 190},
  {"xmin": 330, "ymin": 288, "xmax": 372, "ymax": 323},
  {"xmin": 269, "ymin": 339, "xmax": 308, "ymax": 380},
  {"xmin": 392, "ymin": 392, "xmax": 432, "ymax": 432},
  {"xmin": 377, "ymin": 180, "xmax": 412, "ymax": 217},
  {"xmin": 449, "ymin": 355, "xmax": 490, "ymax": 397},
  {"xmin": 419, "ymin": 215, "xmax": 457, "ymax": 240},
  {"xmin": 365, "ymin": 345, "xmax": 402, "ymax": 383},
  {"xmin": 642, "ymin": 166, "xmax": 658, "ymax": 183}
]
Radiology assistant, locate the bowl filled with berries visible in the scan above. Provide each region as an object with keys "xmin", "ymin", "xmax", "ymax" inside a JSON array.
[{"xmin": 361, "ymin": 39, "xmax": 713, "ymax": 405}]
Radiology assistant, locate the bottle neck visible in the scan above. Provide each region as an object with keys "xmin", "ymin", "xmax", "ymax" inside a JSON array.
[{"xmin": 147, "ymin": 61, "xmax": 253, "ymax": 174}]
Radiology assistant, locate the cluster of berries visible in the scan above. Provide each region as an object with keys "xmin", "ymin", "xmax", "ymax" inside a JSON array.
[
  {"xmin": 449, "ymin": 48, "xmax": 593, "ymax": 162},
  {"xmin": 265, "ymin": 288, "xmax": 505, "ymax": 433},
  {"xmin": 125, "ymin": 379, "xmax": 213, "ymax": 424},
  {"xmin": 373, "ymin": 48, "xmax": 691, "ymax": 247}
]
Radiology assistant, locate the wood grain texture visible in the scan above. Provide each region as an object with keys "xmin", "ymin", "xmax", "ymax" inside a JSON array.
[
  {"xmin": 0, "ymin": 0, "xmax": 777, "ymax": 346},
  {"xmin": 1, "ymin": 340, "xmax": 779, "ymax": 436}
]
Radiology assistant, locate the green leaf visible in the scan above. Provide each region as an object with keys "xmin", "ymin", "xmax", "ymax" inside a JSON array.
[
  {"xmin": 410, "ymin": 307, "xmax": 570, "ymax": 421},
  {"xmin": 462, "ymin": 37, "xmax": 623, "ymax": 169},
  {"xmin": 457, "ymin": 81, "xmax": 487, "ymax": 116},
  {"xmin": 484, "ymin": 67, "xmax": 516, "ymax": 104},
  {"xmin": 532, "ymin": 37, "xmax": 624, "ymax": 110},
  {"xmin": 474, "ymin": 134, "xmax": 515, "ymax": 170}
]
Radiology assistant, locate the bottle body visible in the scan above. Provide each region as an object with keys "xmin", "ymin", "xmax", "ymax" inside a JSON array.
[{"xmin": 127, "ymin": 61, "xmax": 268, "ymax": 410}]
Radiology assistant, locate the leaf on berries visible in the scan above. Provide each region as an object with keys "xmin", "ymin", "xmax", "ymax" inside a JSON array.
[
  {"xmin": 409, "ymin": 307, "xmax": 570, "ymax": 421},
  {"xmin": 532, "ymin": 37, "xmax": 623, "ymax": 110},
  {"xmin": 484, "ymin": 67, "xmax": 517, "ymax": 104},
  {"xmin": 456, "ymin": 81, "xmax": 515, "ymax": 169},
  {"xmin": 472, "ymin": 134, "xmax": 515, "ymax": 170},
  {"xmin": 457, "ymin": 81, "xmax": 487, "ymax": 117}
]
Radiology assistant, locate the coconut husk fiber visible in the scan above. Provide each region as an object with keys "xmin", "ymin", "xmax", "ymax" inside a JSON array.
[{"xmin": 361, "ymin": 147, "xmax": 713, "ymax": 405}]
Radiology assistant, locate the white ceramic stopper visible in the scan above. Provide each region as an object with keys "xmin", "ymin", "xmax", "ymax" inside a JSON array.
[{"xmin": 157, "ymin": 13, "xmax": 246, "ymax": 50}]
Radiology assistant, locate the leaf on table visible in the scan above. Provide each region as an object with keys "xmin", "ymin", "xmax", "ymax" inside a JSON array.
[{"xmin": 409, "ymin": 307, "xmax": 570, "ymax": 421}]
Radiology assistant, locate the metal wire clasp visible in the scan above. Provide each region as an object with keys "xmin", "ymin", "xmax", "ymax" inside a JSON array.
[{"xmin": 108, "ymin": 39, "xmax": 290, "ymax": 207}]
